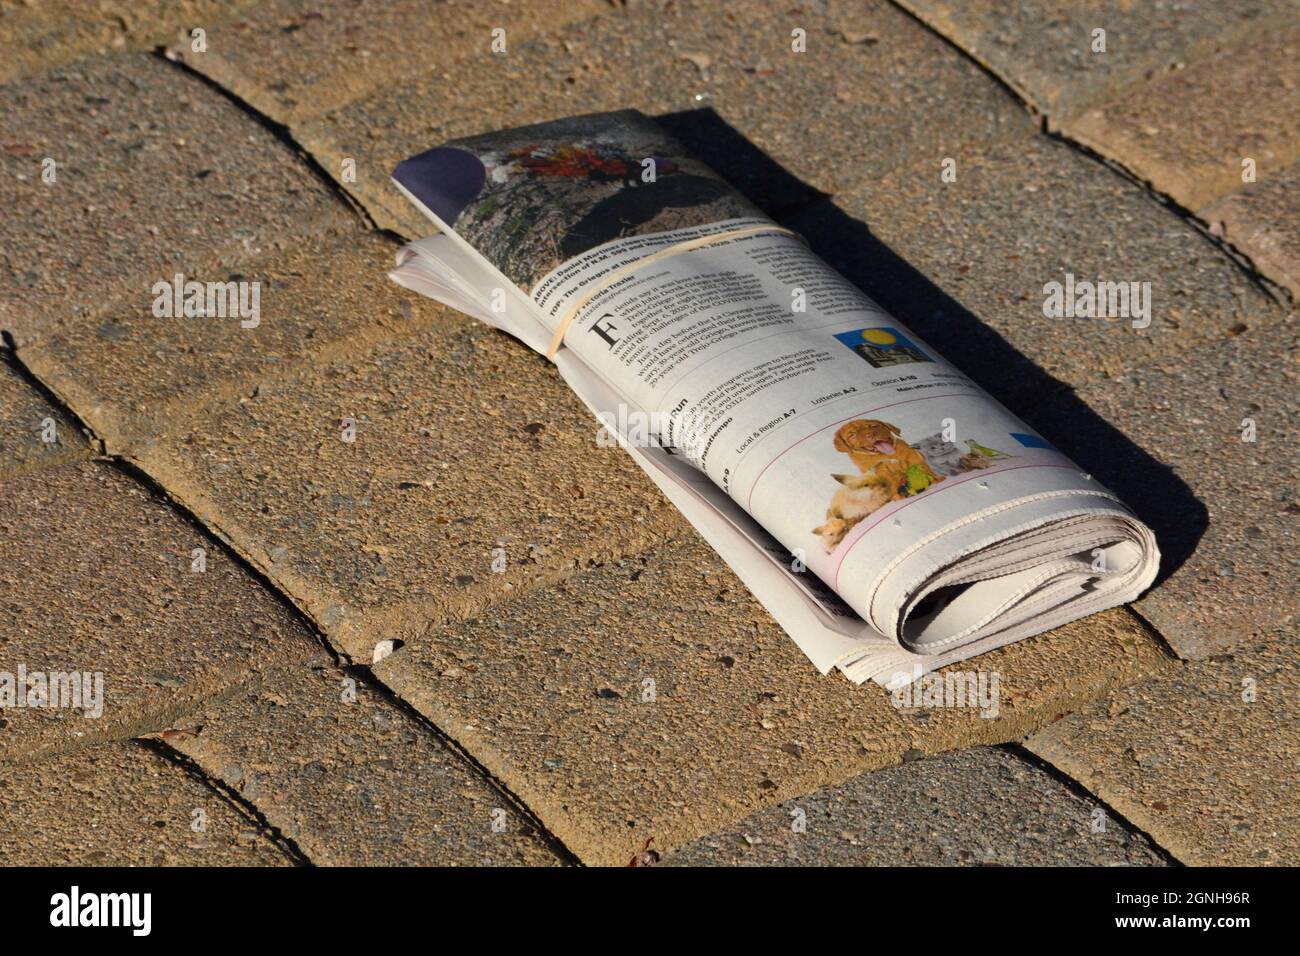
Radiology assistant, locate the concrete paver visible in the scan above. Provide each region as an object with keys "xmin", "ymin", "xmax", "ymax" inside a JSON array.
[
  {"xmin": 897, "ymin": 0, "xmax": 1297, "ymax": 122},
  {"xmin": 130, "ymin": 313, "xmax": 683, "ymax": 663},
  {"xmin": 1027, "ymin": 627, "xmax": 1299, "ymax": 865},
  {"xmin": 295, "ymin": 0, "xmax": 1032, "ymax": 236},
  {"xmin": 0, "ymin": 0, "xmax": 259, "ymax": 83},
  {"xmin": 0, "ymin": 740, "xmax": 291, "ymax": 866},
  {"xmin": 1061, "ymin": 20, "xmax": 1300, "ymax": 211},
  {"xmin": 373, "ymin": 534, "xmax": 1170, "ymax": 865},
  {"xmin": 1202, "ymin": 160, "xmax": 1300, "ymax": 301},
  {"xmin": 2, "ymin": 0, "xmax": 1292, "ymax": 871},
  {"xmin": 0, "ymin": 351, "xmax": 90, "ymax": 479},
  {"xmin": 784, "ymin": 134, "xmax": 1284, "ymax": 411},
  {"xmin": 666, "ymin": 745, "xmax": 1168, "ymax": 866},
  {"xmin": 17, "ymin": 231, "xmax": 442, "ymax": 453},
  {"xmin": 0, "ymin": 53, "xmax": 356, "ymax": 345},
  {"xmin": 1019, "ymin": 325, "xmax": 1298, "ymax": 659},
  {"xmin": 0, "ymin": 460, "xmax": 321, "ymax": 763},
  {"xmin": 165, "ymin": 0, "xmax": 613, "ymax": 126},
  {"xmin": 152, "ymin": 663, "xmax": 562, "ymax": 865}
]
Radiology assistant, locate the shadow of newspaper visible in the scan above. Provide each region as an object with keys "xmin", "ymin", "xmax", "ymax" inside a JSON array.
[{"xmin": 655, "ymin": 107, "xmax": 1205, "ymax": 587}]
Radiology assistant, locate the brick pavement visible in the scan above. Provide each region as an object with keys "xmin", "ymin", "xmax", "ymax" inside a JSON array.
[{"xmin": 2, "ymin": 0, "xmax": 1295, "ymax": 865}]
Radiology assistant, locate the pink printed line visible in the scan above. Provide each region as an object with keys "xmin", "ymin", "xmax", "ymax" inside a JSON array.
[
  {"xmin": 744, "ymin": 392, "xmax": 982, "ymax": 511},
  {"xmin": 830, "ymin": 463, "xmax": 1080, "ymax": 590}
]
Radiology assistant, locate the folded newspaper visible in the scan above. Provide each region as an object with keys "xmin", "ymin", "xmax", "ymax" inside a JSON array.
[{"xmin": 387, "ymin": 110, "xmax": 1159, "ymax": 687}]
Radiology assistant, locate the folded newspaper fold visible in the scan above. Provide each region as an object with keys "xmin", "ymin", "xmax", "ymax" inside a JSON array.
[{"xmin": 387, "ymin": 109, "xmax": 1159, "ymax": 687}]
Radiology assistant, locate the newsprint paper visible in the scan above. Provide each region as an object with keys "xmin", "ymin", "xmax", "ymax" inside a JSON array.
[{"xmin": 387, "ymin": 110, "xmax": 1158, "ymax": 687}]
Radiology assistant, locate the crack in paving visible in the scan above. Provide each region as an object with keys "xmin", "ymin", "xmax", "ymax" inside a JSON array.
[
  {"xmin": 135, "ymin": 737, "xmax": 313, "ymax": 866},
  {"xmin": 105, "ymin": 455, "xmax": 344, "ymax": 664},
  {"xmin": 1, "ymin": 335, "xmax": 104, "ymax": 458},
  {"xmin": 1036, "ymin": 126, "xmax": 1292, "ymax": 310},
  {"xmin": 2, "ymin": 344, "xmax": 346, "ymax": 670},
  {"xmin": 343, "ymin": 663, "xmax": 583, "ymax": 866},
  {"xmin": 1003, "ymin": 742, "xmax": 1182, "ymax": 866},
  {"xmin": 153, "ymin": 47, "xmax": 377, "ymax": 231}
]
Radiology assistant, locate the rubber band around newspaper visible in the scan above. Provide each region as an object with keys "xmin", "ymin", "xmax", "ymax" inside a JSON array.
[{"xmin": 544, "ymin": 224, "xmax": 801, "ymax": 361}]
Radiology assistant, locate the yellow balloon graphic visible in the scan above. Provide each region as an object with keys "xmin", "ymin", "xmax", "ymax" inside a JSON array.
[{"xmin": 861, "ymin": 329, "xmax": 897, "ymax": 345}]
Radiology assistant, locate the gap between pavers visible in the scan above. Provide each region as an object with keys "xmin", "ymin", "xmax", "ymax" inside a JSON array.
[
  {"xmin": 0, "ymin": 351, "xmax": 93, "ymax": 480},
  {"xmin": 894, "ymin": 0, "xmax": 1296, "ymax": 125},
  {"xmin": 784, "ymin": 134, "xmax": 1285, "ymax": 411},
  {"xmin": 162, "ymin": 0, "xmax": 616, "ymax": 127},
  {"xmin": 145, "ymin": 661, "xmax": 564, "ymax": 866},
  {"xmin": 289, "ymin": 0, "xmax": 1034, "ymax": 238},
  {"xmin": 663, "ymin": 745, "xmax": 1170, "ymax": 866},
  {"xmin": 0, "ymin": 0, "xmax": 262, "ymax": 84},
  {"xmin": 0, "ymin": 739, "xmax": 293, "ymax": 866},
  {"xmin": 0, "ymin": 51, "xmax": 360, "ymax": 347},
  {"xmin": 14, "ymin": 230, "xmax": 444, "ymax": 457},
  {"xmin": 96, "ymin": 295, "xmax": 687, "ymax": 666},
  {"xmin": 1018, "ymin": 324, "xmax": 1298, "ymax": 660},
  {"xmin": 1059, "ymin": 18, "xmax": 1300, "ymax": 213},
  {"xmin": 10, "ymin": 210, "xmax": 685, "ymax": 670},
  {"xmin": 371, "ymin": 533, "xmax": 1173, "ymax": 866},
  {"xmin": 1201, "ymin": 160, "xmax": 1300, "ymax": 303},
  {"xmin": 895, "ymin": 0, "xmax": 1300, "ymax": 281},
  {"xmin": 1026, "ymin": 626, "xmax": 1299, "ymax": 866},
  {"xmin": 0, "ymin": 459, "xmax": 323, "ymax": 765}
]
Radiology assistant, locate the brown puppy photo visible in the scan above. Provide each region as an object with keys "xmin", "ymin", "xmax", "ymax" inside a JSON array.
[
  {"xmin": 812, "ymin": 419, "xmax": 946, "ymax": 551},
  {"xmin": 834, "ymin": 419, "xmax": 945, "ymax": 495}
]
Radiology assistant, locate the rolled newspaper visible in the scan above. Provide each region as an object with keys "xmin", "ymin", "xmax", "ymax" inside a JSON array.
[{"xmin": 388, "ymin": 110, "xmax": 1158, "ymax": 685}]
